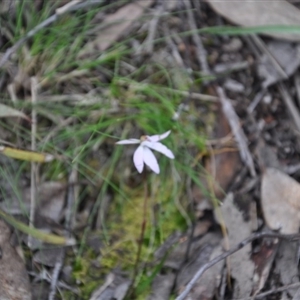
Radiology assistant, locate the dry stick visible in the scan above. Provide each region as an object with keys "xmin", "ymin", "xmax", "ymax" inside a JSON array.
[
  {"xmin": 252, "ymin": 282, "xmax": 300, "ymax": 299},
  {"xmin": 184, "ymin": 0, "xmax": 210, "ymax": 75},
  {"xmin": 250, "ymin": 35, "xmax": 288, "ymax": 80},
  {"xmin": 48, "ymin": 258, "xmax": 64, "ymax": 300},
  {"xmin": 28, "ymin": 77, "xmax": 38, "ymax": 248},
  {"xmin": 278, "ymin": 82, "xmax": 300, "ymax": 132},
  {"xmin": 217, "ymin": 86, "xmax": 256, "ymax": 177},
  {"xmin": 48, "ymin": 166, "xmax": 78, "ymax": 300},
  {"xmin": 175, "ymin": 232, "xmax": 300, "ymax": 300},
  {"xmin": 0, "ymin": 0, "xmax": 103, "ymax": 69},
  {"xmin": 142, "ymin": 5, "xmax": 164, "ymax": 54},
  {"xmin": 294, "ymin": 74, "xmax": 300, "ymax": 109}
]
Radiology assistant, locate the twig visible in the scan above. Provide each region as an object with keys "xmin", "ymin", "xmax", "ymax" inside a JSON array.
[
  {"xmin": 142, "ymin": 5, "xmax": 164, "ymax": 54},
  {"xmin": 217, "ymin": 86, "xmax": 256, "ymax": 177},
  {"xmin": 175, "ymin": 232, "xmax": 300, "ymax": 300},
  {"xmin": 48, "ymin": 254, "xmax": 64, "ymax": 300},
  {"xmin": 0, "ymin": 0, "xmax": 104, "ymax": 69},
  {"xmin": 294, "ymin": 74, "xmax": 300, "ymax": 109},
  {"xmin": 66, "ymin": 165, "xmax": 79, "ymax": 232},
  {"xmin": 28, "ymin": 77, "xmax": 38, "ymax": 248},
  {"xmin": 247, "ymin": 90, "xmax": 266, "ymax": 114},
  {"xmin": 163, "ymin": 24, "xmax": 185, "ymax": 68},
  {"xmin": 184, "ymin": 0, "xmax": 210, "ymax": 75},
  {"xmin": 253, "ymin": 282, "xmax": 300, "ymax": 299},
  {"xmin": 250, "ymin": 35, "xmax": 287, "ymax": 80},
  {"xmin": 278, "ymin": 82, "xmax": 300, "ymax": 132}
]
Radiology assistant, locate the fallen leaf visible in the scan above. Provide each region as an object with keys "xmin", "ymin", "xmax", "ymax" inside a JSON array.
[
  {"xmin": 32, "ymin": 181, "xmax": 66, "ymax": 222},
  {"xmin": 175, "ymin": 232, "xmax": 223, "ymax": 295},
  {"xmin": 219, "ymin": 193, "xmax": 255, "ymax": 298},
  {"xmin": 0, "ymin": 219, "xmax": 31, "ymax": 300},
  {"xmin": 1, "ymin": 181, "xmax": 66, "ymax": 222},
  {"xmin": 90, "ymin": 272, "xmax": 130, "ymax": 300},
  {"xmin": 186, "ymin": 244, "xmax": 224, "ymax": 300},
  {"xmin": 148, "ymin": 273, "xmax": 176, "ymax": 300},
  {"xmin": 0, "ymin": 103, "xmax": 30, "ymax": 121},
  {"xmin": 206, "ymin": 0, "xmax": 300, "ymax": 41},
  {"xmin": 261, "ymin": 168, "xmax": 300, "ymax": 234},
  {"xmin": 33, "ymin": 247, "xmax": 64, "ymax": 267},
  {"xmin": 192, "ymin": 106, "xmax": 241, "ymax": 204},
  {"xmin": 275, "ymin": 240, "xmax": 300, "ymax": 298},
  {"xmin": 252, "ymin": 236, "xmax": 279, "ymax": 295},
  {"xmin": 78, "ymin": 0, "xmax": 154, "ymax": 58}
]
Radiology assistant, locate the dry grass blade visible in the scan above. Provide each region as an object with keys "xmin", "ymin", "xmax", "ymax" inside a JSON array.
[
  {"xmin": 0, "ymin": 103, "xmax": 30, "ymax": 121},
  {"xmin": 28, "ymin": 77, "xmax": 38, "ymax": 248},
  {"xmin": 0, "ymin": 0, "xmax": 104, "ymax": 69}
]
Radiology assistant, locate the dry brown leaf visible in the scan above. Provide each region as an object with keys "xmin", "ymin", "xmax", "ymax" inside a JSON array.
[
  {"xmin": 78, "ymin": 0, "xmax": 154, "ymax": 58},
  {"xmin": 261, "ymin": 168, "xmax": 300, "ymax": 234},
  {"xmin": 0, "ymin": 220, "xmax": 31, "ymax": 300},
  {"xmin": 206, "ymin": 0, "xmax": 300, "ymax": 41},
  {"xmin": 219, "ymin": 193, "xmax": 255, "ymax": 298},
  {"xmin": 252, "ymin": 236, "xmax": 279, "ymax": 295},
  {"xmin": 192, "ymin": 106, "xmax": 241, "ymax": 205}
]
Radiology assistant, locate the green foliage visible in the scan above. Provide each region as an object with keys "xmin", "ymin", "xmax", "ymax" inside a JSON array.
[{"xmin": 0, "ymin": 2, "xmax": 219, "ymax": 298}]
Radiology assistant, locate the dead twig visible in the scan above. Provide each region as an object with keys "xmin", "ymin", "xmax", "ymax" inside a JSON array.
[
  {"xmin": 141, "ymin": 5, "xmax": 164, "ymax": 54},
  {"xmin": 217, "ymin": 86, "xmax": 256, "ymax": 177},
  {"xmin": 28, "ymin": 77, "xmax": 38, "ymax": 248},
  {"xmin": 278, "ymin": 82, "xmax": 300, "ymax": 132},
  {"xmin": 48, "ymin": 255, "xmax": 64, "ymax": 300},
  {"xmin": 252, "ymin": 282, "xmax": 300, "ymax": 299},
  {"xmin": 184, "ymin": 0, "xmax": 210, "ymax": 75},
  {"xmin": 175, "ymin": 232, "xmax": 300, "ymax": 300},
  {"xmin": 250, "ymin": 35, "xmax": 287, "ymax": 80},
  {"xmin": 0, "ymin": 0, "xmax": 104, "ymax": 69}
]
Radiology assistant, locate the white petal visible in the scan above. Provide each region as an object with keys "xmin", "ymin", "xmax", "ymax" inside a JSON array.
[
  {"xmin": 143, "ymin": 147, "xmax": 160, "ymax": 174},
  {"xmin": 142, "ymin": 141, "xmax": 175, "ymax": 159},
  {"xmin": 133, "ymin": 145, "xmax": 144, "ymax": 173},
  {"xmin": 147, "ymin": 130, "xmax": 171, "ymax": 142},
  {"xmin": 116, "ymin": 139, "xmax": 140, "ymax": 145}
]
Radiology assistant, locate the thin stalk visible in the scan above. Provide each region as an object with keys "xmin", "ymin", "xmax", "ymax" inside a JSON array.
[{"xmin": 126, "ymin": 176, "xmax": 148, "ymax": 298}]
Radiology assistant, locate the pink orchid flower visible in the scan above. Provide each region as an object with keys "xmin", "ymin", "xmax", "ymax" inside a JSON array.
[{"xmin": 116, "ymin": 130, "xmax": 175, "ymax": 174}]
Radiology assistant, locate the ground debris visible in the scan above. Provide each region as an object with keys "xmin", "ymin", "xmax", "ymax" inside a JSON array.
[
  {"xmin": 261, "ymin": 168, "xmax": 300, "ymax": 234},
  {"xmin": 219, "ymin": 193, "xmax": 255, "ymax": 298},
  {"xmin": 206, "ymin": 0, "xmax": 300, "ymax": 41},
  {"xmin": 0, "ymin": 219, "xmax": 31, "ymax": 300}
]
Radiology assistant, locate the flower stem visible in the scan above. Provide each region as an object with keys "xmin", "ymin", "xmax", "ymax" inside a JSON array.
[{"xmin": 126, "ymin": 177, "xmax": 148, "ymax": 298}]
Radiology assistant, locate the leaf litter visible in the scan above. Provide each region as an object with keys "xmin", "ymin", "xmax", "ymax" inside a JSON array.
[{"xmin": 3, "ymin": 0, "xmax": 300, "ymax": 299}]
